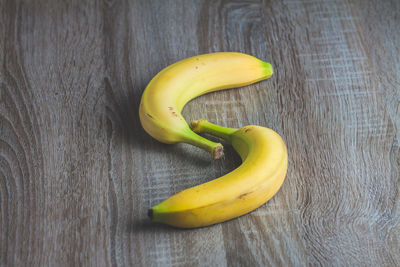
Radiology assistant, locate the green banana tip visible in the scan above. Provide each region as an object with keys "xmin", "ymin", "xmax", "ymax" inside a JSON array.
[{"xmin": 263, "ymin": 61, "xmax": 273, "ymax": 77}]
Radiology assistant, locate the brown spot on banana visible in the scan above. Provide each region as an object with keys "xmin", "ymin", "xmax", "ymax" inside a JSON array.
[
  {"xmin": 244, "ymin": 127, "xmax": 253, "ymax": 133},
  {"xmin": 238, "ymin": 191, "xmax": 252, "ymax": 199}
]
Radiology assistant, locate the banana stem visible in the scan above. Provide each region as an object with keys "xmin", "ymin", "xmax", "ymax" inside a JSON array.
[
  {"xmin": 191, "ymin": 119, "xmax": 237, "ymax": 142},
  {"xmin": 182, "ymin": 130, "xmax": 224, "ymax": 159}
]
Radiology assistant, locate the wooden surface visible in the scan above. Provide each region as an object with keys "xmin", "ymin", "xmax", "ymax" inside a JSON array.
[{"xmin": 1, "ymin": 0, "xmax": 399, "ymax": 266}]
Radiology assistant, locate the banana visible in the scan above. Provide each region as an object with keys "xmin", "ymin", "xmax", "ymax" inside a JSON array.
[
  {"xmin": 148, "ymin": 119, "xmax": 288, "ymax": 228},
  {"xmin": 139, "ymin": 52, "xmax": 273, "ymax": 159}
]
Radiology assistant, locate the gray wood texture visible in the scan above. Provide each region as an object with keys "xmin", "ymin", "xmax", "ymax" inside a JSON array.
[{"xmin": 1, "ymin": 0, "xmax": 399, "ymax": 266}]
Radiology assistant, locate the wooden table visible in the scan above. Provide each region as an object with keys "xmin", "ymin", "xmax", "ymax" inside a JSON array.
[{"xmin": 1, "ymin": 0, "xmax": 399, "ymax": 266}]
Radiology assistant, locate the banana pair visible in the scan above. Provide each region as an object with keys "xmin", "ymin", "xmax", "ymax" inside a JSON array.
[{"xmin": 139, "ymin": 52, "xmax": 288, "ymax": 228}]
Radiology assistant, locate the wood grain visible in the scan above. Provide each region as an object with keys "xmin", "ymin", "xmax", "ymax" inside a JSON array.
[{"xmin": 1, "ymin": 0, "xmax": 399, "ymax": 266}]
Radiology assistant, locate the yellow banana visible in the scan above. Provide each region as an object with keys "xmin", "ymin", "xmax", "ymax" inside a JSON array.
[
  {"xmin": 139, "ymin": 52, "xmax": 273, "ymax": 159},
  {"xmin": 148, "ymin": 119, "xmax": 288, "ymax": 228}
]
